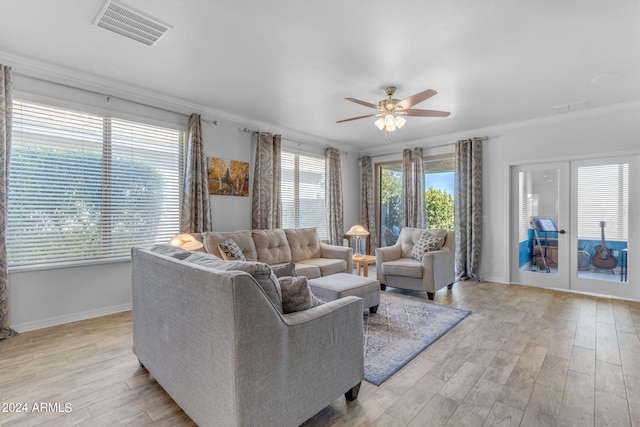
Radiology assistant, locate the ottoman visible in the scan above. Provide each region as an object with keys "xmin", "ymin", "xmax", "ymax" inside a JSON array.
[{"xmin": 308, "ymin": 273, "xmax": 381, "ymax": 313}]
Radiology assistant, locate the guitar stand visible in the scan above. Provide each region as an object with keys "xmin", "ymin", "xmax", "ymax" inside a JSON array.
[{"xmin": 529, "ymin": 252, "xmax": 550, "ymax": 273}]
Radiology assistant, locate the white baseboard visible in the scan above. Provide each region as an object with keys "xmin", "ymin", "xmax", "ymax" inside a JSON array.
[
  {"xmin": 476, "ymin": 275, "xmax": 507, "ymax": 284},
  {"xmin": 12, "ymin": 303, "xmax": 132, "ymax": 333}
]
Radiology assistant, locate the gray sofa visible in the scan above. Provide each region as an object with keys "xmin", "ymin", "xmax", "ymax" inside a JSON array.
[
  {"xmin": 192, "ymin": 227, "xmax": 352, "ymax": 278},
  {"xmin": 131, "ymin": 246, "xmax": 364, "ymax": 427}
]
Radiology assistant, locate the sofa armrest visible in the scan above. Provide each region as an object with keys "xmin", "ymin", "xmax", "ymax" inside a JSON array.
[
  {"xmin": 421, "ymin": 247, "xmax": 456, "ymax": 289},
  {"xmin": 320, "ymin": 242, "xmax": 353, "ymax": 271},
  {"xmin": 282, "ymin": 295, "xmax": 362, "ymax": 326},
  {"xmin": 375, "ymin": 244, "xmax": 402, "ymax": 262},
  {"xmin": 375, "ymin": 244, "xmax": 402, "ymax": 285}
]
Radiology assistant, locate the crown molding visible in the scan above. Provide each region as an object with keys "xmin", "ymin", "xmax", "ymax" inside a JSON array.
[
  {"xmin": 0, "ymin": 50, "xmax": 361, "ymax": 152},
  {"xmin": 363, "ymin": 99, "xmax": 640, "ymax": 157},
  {"xmin": 4, "ymin": 50, "xmax": 638, "ymax": 157}
]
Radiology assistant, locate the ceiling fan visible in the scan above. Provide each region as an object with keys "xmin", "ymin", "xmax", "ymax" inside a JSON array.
[{"xmin": 336, "ymin": 86, "xmax": 450, "ymax": 132}]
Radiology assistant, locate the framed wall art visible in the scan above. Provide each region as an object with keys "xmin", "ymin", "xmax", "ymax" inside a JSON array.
[{"xmin": 207, "ymin": 157, "xmax": 250, "ymax": 196}]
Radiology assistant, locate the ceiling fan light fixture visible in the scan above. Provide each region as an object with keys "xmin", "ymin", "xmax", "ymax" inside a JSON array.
[
  {"xmin": 338, "ymin": 86, "xmax": 450, "ymax": 134},
  {"xmin": 383, "ymin": 114, "xmax": 396, "ymax": 127}
]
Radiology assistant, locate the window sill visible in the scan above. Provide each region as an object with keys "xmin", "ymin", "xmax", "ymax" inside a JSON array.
[{"xmin": 8, "ymin": 256, "xmax": 132, "ymax": 274}]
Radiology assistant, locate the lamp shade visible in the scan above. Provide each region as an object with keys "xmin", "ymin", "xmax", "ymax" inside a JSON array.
[
  {"xmin": 169, "ymin": 233, "xmax": 203, "ymax": 251},
  {"xmin": 345, "ymin": 225, "xmax": 370, "ymax": 236}
]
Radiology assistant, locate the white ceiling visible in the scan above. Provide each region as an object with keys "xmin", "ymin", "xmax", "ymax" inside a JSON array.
[{"xmin": 1, "ymin": 1, "xmax": 639, "ymax": 151}]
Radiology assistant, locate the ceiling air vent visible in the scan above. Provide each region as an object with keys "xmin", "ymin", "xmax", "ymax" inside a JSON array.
[{"xmin": 94, "ymin": 1, "xmax": 171, "ymax": 46}]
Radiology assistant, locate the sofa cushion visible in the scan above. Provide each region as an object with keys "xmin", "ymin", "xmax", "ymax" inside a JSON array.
[
  {"xmin": 285, "ymin": 228, "xmax": 322, "ymax": 262},
  {"xmin": 252, "ymin": 229, "xmax": 293, "ymax": 265},
  {"xmin": 296, "ymin": 258, "xmax": 346, "ymax": 277},
  {"xmin": 278, "ymin": 276, "xmax": 324, "ymax": 314},
  {"xmin": 293, "ymin": 263, "xmax": 322, "ymax": 279},
  {"xmin": 183, "ymin": 252, "xmax": 282, "ymax": 313},
  {"xmin": 218, "ymin": 238, "xmax": 247, "ymax": 261},
  {"xmin": 382, "ymin": 258, "xmax": 423, "ymax": 278},
  {"xmin": 270, "ymin": 262, "xmax": 297, "ymax": 278},
  {"xmin": 201, "ymin": 231, "xmax": 257, "ymax": 260},
  {"xmin": 410, "ymin": 233, "xmax": 445, "ymax": 261},
  {"xmin": 149, "ymin": 244, "xmax": 191, "ymax": 260}
]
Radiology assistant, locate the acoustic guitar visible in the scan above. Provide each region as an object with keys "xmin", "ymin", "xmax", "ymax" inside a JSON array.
[
  {"xmin": 530, "ymin": 220, "xmax": 549, "ymax": 273},
  {"xmin": 592, "ymin": 221, "xmax": 617, "ymax": 270}
]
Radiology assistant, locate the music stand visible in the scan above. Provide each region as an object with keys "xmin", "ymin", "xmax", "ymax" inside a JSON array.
[{"xmin": 532, "ymin": 218, "xmax": 558, "ymax": 267}]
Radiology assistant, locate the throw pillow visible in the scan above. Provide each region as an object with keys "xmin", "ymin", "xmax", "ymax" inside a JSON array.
[
  {"xmin": 410, "ymin": 233, "xmax": 445, "ymax": 261},
  {"xmin": 270, "ymin": 262, "xmax": 297, "ymax": 278},
  {"xmin": 278, "ymin": 276, "xmax": 324, "ymax": 314},
  {"xmin": 218, "ymin": 238, "xmax": 246, "ymax": 261}
]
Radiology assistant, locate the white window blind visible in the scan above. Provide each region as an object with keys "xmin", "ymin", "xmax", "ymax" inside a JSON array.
[
  {"xmin": 7, "ymin": 100, "xmax": 184, "ymax": 267},
  {"xmin": 577, "ymin": 163, "xmax": 628, "ymax": 241},
  {"xmin": 518, "ymin": 171, "xmax": 529, "ymax": 242},
  {"xmin": 281, "ymin": 152, "xmax": 327, "ymax": 240}
]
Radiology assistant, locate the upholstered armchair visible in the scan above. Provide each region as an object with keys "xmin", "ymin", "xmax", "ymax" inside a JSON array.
[{"xmin": 375, "ymin": 227, "xmax": 455, "ymax": 300}]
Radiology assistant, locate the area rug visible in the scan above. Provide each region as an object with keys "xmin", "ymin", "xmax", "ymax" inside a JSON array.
[{"xmin": 363, "ymin": 292, "xmax": 471, "ymax": 386}]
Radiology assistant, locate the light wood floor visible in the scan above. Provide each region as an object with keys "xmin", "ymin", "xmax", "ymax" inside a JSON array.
[{"xmin": 2, "ymin": 281, "xmax": 640, "ymax": 426}]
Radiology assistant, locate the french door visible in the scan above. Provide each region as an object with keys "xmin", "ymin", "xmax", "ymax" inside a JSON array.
[
  {"xmin": 510, "ymin": 156, "xmax": 638, "ymax": 300},
  {"xmin": 510, "ymin": 162, "xmax": 570, "ymax": 290}
]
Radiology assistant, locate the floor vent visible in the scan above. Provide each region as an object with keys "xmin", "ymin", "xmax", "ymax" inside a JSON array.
[{"xmin": 94, "ymin": 1, "xmax": 171, "ymax": 46}]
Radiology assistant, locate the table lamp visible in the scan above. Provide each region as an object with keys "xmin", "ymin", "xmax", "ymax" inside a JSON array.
[
  {"xmin": 169, "ymin": 233, "xmax": 204, "ymax": 251},
  {"xmin": 346, "ymin": 225, "xmax": 370, "ymax": 258}
]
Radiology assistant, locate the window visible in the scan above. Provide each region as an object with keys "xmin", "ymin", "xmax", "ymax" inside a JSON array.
[
  {"xmin": 577, "ymin": 163, "xmax": 628, "ymax": 241},
  {"xmin": 280, "ymin": 152, "xmax": 327, "ymax": 240},
  {"xmin": 7, "ymin": 100, "xmax": 184, "ymax": 267},
  {"xmin": 376, "ymin": 156, "xmax": 455, "ymax": 247}
]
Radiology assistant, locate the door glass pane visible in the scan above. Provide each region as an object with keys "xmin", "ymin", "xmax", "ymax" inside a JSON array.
[
  {"xmin": 576, "ymin": 163, "xmax": 628, "ymax": 282},
  {"xmin": 379, "ymin": 164, "xmax": 402, "ymax": 247},
  {"xmin": 518, "ymin": 169, "xmax": 560, "ymax": 274}
]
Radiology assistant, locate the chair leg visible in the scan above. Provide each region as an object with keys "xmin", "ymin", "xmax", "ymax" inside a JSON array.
[
  {"xmin": 345, "ymin": 383, "xmax": 361, "ymax": 401},
  {"xmin": 427, "ymin": 292, "xmax": 435, "ymax": 300},
  {"xmin": 370, "ymin": 305, "xmax": 378, "ymax": 314}
]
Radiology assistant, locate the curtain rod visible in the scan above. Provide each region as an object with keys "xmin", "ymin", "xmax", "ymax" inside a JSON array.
[
  {"xmin": 14, "ymin": 72, "xmax": 219, "ymax": 126},
  {"xmin": 243, "ymin": 127, "xmax": 327, "ymax": 150},
  {"xmin": 367, "ymin": 136, "xmax": 489, "ymax": 159}
]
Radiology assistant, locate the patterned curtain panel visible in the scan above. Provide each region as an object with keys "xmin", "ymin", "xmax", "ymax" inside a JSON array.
[
  {"xmin": 0, "ymin": 64, "xmax": 17, "ymax": 339},
  {"xmin": 325, "ymin": 147, "xmax": 344, "ymax": 245},
  {"xmin": 180, "ymin": 113, "xmax": 212, "ymax": 233},
  {"xmin": 251, "ymin": 133, "xmax": 281, "ymax": 229},
  {"xmin": 360, "ymin": 156, "xmax": 377, "ymax": 254},
  {"xmin": 402, "ymin": 147, "xmax": 425, "ymax": 228},
  {"xmin": 454, "ymin": 138, "xmax": 483, "ymax": 281}
]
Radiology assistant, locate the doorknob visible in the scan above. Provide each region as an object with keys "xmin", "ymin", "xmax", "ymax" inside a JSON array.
[{"xmin": 558, "ymin": 229, "xmax": 566, "ymax": 234}]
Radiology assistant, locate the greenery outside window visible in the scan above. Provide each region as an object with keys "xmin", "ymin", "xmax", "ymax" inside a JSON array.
[
  {"xmin": 376, "ymin": 155, "xmax": 455, "ymax": 247},
  {"xmin": 7, "ymin": 100, "xmax": 184, "ymax": 268}
]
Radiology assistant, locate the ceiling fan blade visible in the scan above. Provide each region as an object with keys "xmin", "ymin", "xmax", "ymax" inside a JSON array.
[
  {"xmin": 404, "ymin": 108, "xmax": 451, "ymax": 117},
  {"xmin": 336, "ymin": 113, "xmax": 378, "ymax": 123},
  {"xmin": 396, "ymin": 89, "xmax": 437, "ymax": 109},
  {"xmin": 345, "ymin": 97, "xmax": 379, "ymax": 109}
]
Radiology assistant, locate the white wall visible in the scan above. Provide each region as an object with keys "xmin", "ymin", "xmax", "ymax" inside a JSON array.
[
  {"xmin": 7, "ymin": 57, "xmax": 638, "ymax": 330},
  {"xmin": 480, "ymin": 105, "xmax": 640, "ymax": 283},
  {"xmin": 364, "ymin": 104, "xmax": 640, "ymax": 288},
  {"xmin": 6, "ymin": 70, "xmax": 361, "ymax": 331},
  {"xmin": 202, "ymin": 122, "xmax": 254, "ymax": 231}
]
